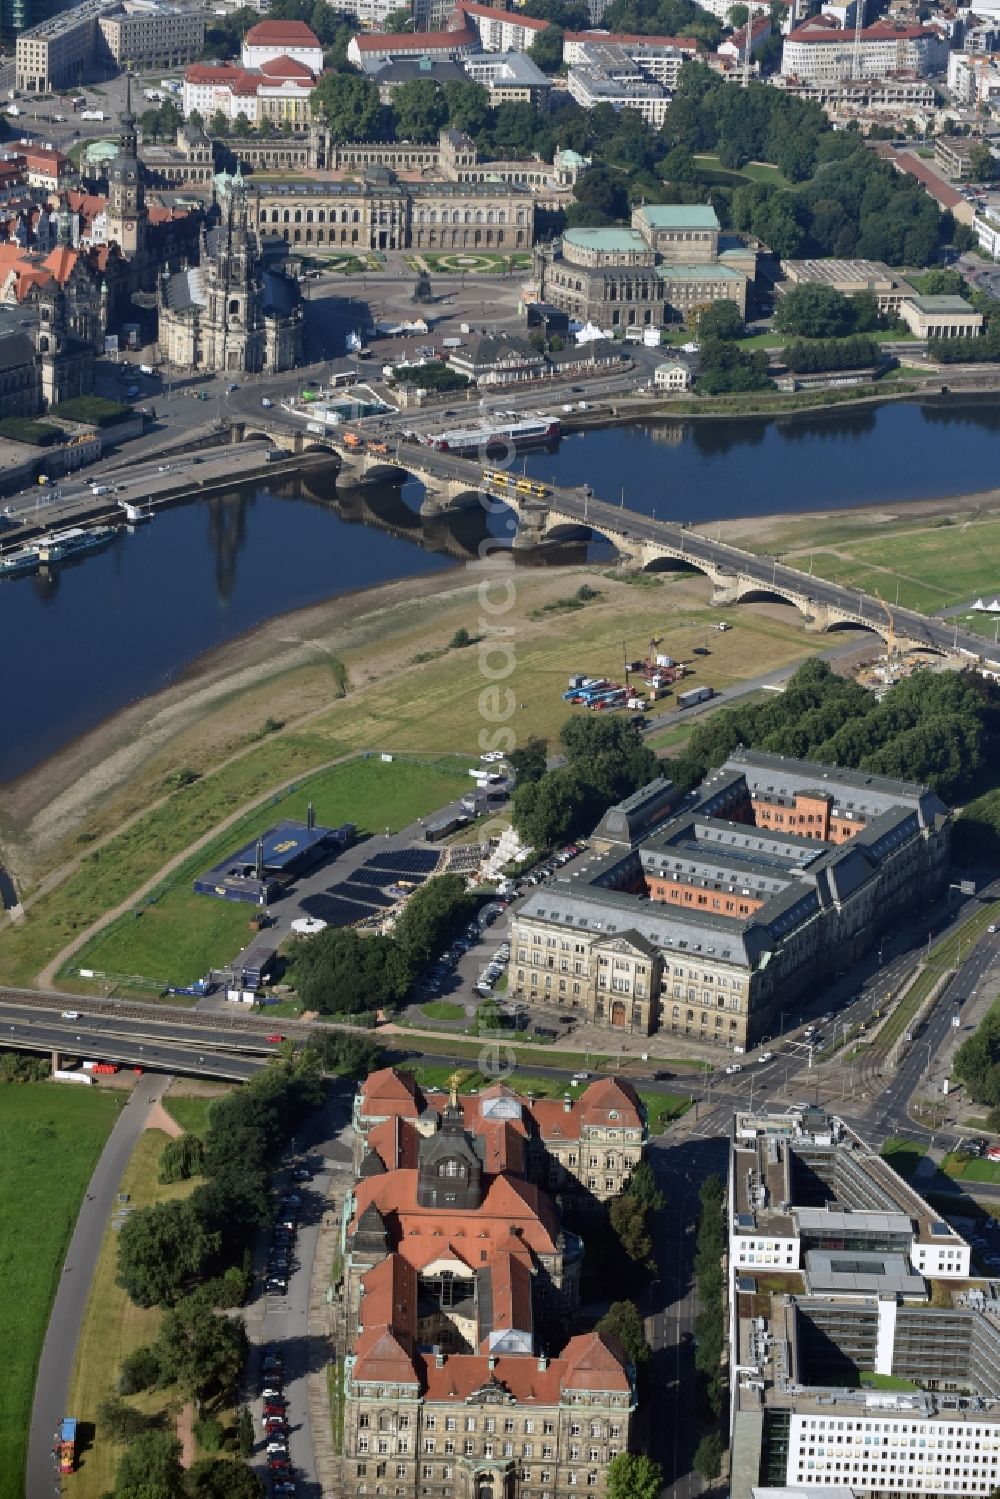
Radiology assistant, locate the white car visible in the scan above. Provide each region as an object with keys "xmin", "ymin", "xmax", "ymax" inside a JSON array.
[
  {"xmin": 571, "ymin": 1071, "xmax": 590, "ymax": 1081},
  {"xmin": 61, "ymin": 1010, "xmax": 80, "ymax": 1020},
  {"xmin": 725, "ymin": 1063, "xmax": 743, "ymax": 1076},
  {"xmin": 758, "ymin": 1051, "xmax": 774, "ymax": 1063}
]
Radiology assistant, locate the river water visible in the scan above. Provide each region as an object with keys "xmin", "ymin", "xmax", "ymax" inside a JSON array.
[{"xmin": 3, "ymin": 397, "xmax": 1000, "ymax": 785}]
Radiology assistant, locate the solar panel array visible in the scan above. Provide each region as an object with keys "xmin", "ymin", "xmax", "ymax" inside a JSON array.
[
  {"xmin": 365, "ymin": 849, "xmax": 440, "ymax": 874},
  {"xmin": 300, "ymin": 893, "xmax": 376, "ymax": 927},
  {"xmin": 334, "ymin": 881, "xmax": 396, "ymax": 908},
  {"xmin": 296, "ymin": 849, "xmax": 442, "ymax": 928}
]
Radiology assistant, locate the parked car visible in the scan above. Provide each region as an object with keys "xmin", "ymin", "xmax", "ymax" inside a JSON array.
[
  {"xmin": 267, "ymin": 1033, "xmax": 285, "ymax": 1043},
  {"xmin": 293, "ymin": 1165, "xmax": 311, "ymax": 1182},
  {"xmin": 725, "ymin": 1063, "xmax": 743, "ymax": 1075}
]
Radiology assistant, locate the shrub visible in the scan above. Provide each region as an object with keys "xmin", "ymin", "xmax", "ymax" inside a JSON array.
[
  {"xmin": 118, "ymin": 1345, "xmax": 160, "ymax": 1395},
  {"xmin": 194, "ymin": 1415, "xmax": 224, "ymax": 1453}
]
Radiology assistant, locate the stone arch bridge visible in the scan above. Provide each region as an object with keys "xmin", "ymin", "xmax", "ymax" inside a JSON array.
[{"xmin": 226, "ymin": 420, "xmax": 976, "ymax": 660}]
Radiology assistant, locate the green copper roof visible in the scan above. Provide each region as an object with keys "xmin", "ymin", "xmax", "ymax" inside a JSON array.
[
  {"xmin": 563, "ymin": 227, "xmax": 648, "ymax": 253},
  {"xmin": 638, "ymin": 204, "xmax": 720, "ymax": 229}
]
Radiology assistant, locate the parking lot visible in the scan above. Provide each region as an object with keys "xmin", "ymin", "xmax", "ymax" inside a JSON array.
[{"xmin": 406, "ymin": 843, "xmax": 588, "ymax": 1037}]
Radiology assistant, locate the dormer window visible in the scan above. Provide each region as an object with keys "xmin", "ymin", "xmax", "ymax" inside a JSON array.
[{"xmin": 438, "ymin": 1158, "xmax": 464, "ymax": 1179}]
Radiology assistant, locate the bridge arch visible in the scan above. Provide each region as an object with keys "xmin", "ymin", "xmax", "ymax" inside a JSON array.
[
  {"xmin": 241, "ymin": 430, "xmax": 270, "ymax": 444},
  {"xmin": 544, "ymin": 520, "xmax": 620, "ymax": 552},
  {"xmin": 822, "ymin": 617, "xmax": 883, "ymax": 638},
  {"xmin": 642, "ymin": 552, "xmax": 713, "ymax": 578},
  {"xmin": 734, "ymin": 585, "xmax": 811, "ymax": 615}
]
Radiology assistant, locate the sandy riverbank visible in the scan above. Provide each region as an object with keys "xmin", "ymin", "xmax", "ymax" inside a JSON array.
[
  {"xmin": 694, "ymin": 485, "xmax": 1000, "ymax": 548},
  {"xmin": 0, "ymin": 564, "xmax": 466, "ymax": 868}
]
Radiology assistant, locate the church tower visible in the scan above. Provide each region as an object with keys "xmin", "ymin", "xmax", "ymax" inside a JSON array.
[
  {"xmin": 36, "ymin": 281, "xmax": 68, "ymax": 408},
  {"xmin": 204, "ymin": 170, "xmax": 265, "ymax": 374},
  {"xmin": 106, "ymin": 73, "xmax": 145, "ymax": 259}
]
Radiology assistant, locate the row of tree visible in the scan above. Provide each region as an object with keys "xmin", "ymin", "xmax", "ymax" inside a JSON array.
[
  {"xmin": 285, "ymin": 871, "xmax": 476, "ymax": 1016},
  {"xmin": 694, "ymin": 1174, "xmax": 726, "ymax": 1434},
  {"xmin": 782, "ymin": 335, "xmax": 880, "ymax": 373},
  {"xmin": 670, "ymin": 658, "xmax": 998, "ymax": 804},
  {"xmin": 106, "ymin": 1059, "xmax": 331, "ymax": 1497},
  {"xmin": 953, "ymin": 1009, "xmax": 1000, "ymax": 1125},
  {"xmin": 116, "ymin": 1051, "xmax": 325, "ymax": 1309}
]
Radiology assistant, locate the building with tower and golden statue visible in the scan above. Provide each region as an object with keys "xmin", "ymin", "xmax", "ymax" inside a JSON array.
[{"xmin": 338, "ymin": 1066, "xmax": 645, "ymax": 1499}]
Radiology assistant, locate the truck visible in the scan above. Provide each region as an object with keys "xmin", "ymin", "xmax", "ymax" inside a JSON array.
[
  {"xmin": 80, "ymin": 109, "xmax": 105, "ymax": 120},
  {"xmin": 265, "ymin": 449, "xmax": 283, "ymax": 462},
  {"xmin": 677, "ymin": 685, "xmax": 716, "ymax": 709},
  {"xmin": 306, "ymin": 421, "xmax": 324, "ymax": 435},
  {"xmin": 90, "ymin": 484, "xmax": 109, "ymax": 496},
  {"xmin": 58, "ymin": 1418, "xmax": 77, "ymax": 1475},
  {"xmin": 139, "ymin": 363, "xmax": 154, "ymax": 376}
]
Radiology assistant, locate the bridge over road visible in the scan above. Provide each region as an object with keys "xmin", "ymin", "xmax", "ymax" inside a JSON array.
[{"xmin": 309, "ymin": 434, "xmax": 1000, "ymax": 668}]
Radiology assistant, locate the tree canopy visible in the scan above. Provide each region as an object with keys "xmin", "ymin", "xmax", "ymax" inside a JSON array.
[
  {"xmin": 670, "ymin": 657, "xmax": 997, "ymax": 804},
  {"xmin": 597, "ymin": 1299, "xmax": 652, "ymax": 1371},
  {"xmin": 511, "ymin": 717, "xmax": 659, "ymax": 849},
  {"xmin": 607, "ymin": 1453, "xmax": 665, "ymax": 1499}
]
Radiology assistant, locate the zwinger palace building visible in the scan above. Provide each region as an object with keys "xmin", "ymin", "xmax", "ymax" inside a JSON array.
[
  {"xmin": 508, "ymin": 750, "xmax": 950, "ymax": 1051},
  {"xmin": 339, "ymin": 1069, "xmax": 644, "ymax": 1499}
]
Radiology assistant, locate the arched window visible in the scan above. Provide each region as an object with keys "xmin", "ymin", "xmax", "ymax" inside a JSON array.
[
  {"xmin": 293, "ymin": 209, "xmax": 302, "ymax": 224},
  {"xmin": 305, "ymin": 209, "xmax": 313, "ymax": 223}
]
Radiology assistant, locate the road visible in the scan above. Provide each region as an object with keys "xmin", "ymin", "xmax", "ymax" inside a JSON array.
[
  {"xmin": 0, "ymin": 1000, "xmax": 275, "ymax": 1080},
  {"xmin": 243, "ymin": 1084, "xmax": 355, "ymax": 1499},
  {"xmin": 26, "ymin": 1073, "xmax": 173, "ymax": 1498},
  {"xmin": 647, "ymin": 1135, "xmax": 729, "ymax": 1499}
]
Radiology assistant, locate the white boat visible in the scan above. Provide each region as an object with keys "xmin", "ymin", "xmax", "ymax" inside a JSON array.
[{"xmin": 419, "ymin": 416, "xmax": 560, "ymax": 454}]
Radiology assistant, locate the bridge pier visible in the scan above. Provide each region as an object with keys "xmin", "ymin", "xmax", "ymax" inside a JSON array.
[
  {"xmin": 511, "ymin": 502, "xmax": 549, "ymax": 551},
  {"xmin": 51, "ymin": 1050, "xmax": 60, "ymax": 1074}
]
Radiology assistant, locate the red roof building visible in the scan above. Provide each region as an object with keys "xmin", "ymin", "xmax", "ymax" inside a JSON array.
[{"xmin": 342, "ymin": 1078, "xmax": 637, "ymax": 1494}]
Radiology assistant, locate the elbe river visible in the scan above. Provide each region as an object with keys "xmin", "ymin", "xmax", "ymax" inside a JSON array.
[{"xmin": 4, "ymin": 398, "xmax": 1000, "ymax": 785}]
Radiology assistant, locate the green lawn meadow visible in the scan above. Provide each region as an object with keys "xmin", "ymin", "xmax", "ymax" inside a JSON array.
[
  {"xmin": 802, "ymin": 516, "xmax": 1000, "ymax": 615},
  {"xmin": 66, "ymin": 756, "xmax": 469, "ymax": 991},
  {"xmin": 0, "ymin": 1083, "xmax": 122, "ymax": 1499}
]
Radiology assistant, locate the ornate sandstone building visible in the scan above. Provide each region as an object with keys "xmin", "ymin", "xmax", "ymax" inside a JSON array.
[
  {"xmin": 340, "ymin": 1071, "xmax": 643, "ymax": 1499},
  {"xmin": 509, "ymin": 751, "xmax": 950, "ymax": 1050},
  {"xmin": 156, "ymin": 169, "xmax": 302, "ymax": 374}
]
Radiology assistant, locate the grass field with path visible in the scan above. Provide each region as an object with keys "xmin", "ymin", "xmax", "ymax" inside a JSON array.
[
  {"xmin": 65, "ymin": 1127, "xmax": 207, "ymax": 1499},
  {"xmin": 799, "ymin": 515, "xmax": 1000, "ymax": 614},
  {"xmin": 692, "ymin": 155, "xmax": 791, "ymax": 189},
  {"xmin": 64, "ymin": 757, "xmax": 470, "ymax": 990},
  {"xmin": 301, "ymin": 584, "xmax": 824, "ymax": 761},
  {"xmin": 163, "ymin": 1091, "xmax": 227, "ymax": 1138},
  {"xmin": 0, "ymin": 1084, "xmax": 123, "ymax": 1499}
]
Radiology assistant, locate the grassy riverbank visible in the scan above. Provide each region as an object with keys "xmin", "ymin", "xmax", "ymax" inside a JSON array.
[
  {"xmin": 0, "ymin": 1085, "xmax": 123, "ymax": 1499},
  {"xmin": 0, "ymin": 566, "xmax": 825, "ymax": 989},
  {"xmin": 715, "ymin": 493, "xmax": 1000, "ymax": 621}
]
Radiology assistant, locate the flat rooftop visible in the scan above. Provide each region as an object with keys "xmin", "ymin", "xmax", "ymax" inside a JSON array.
[{"xmin": 732, "ymin": 1109, "xmax": 968, "ymax": 1248}]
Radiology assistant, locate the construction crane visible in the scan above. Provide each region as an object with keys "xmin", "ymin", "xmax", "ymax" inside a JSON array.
[
  {"xmin": 874, "ymin": 588, "xmax": 896, "ymax": 664},
  {"xmin": 851, "ymin": 0, "xmax": 865, "ymax": 82}
]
